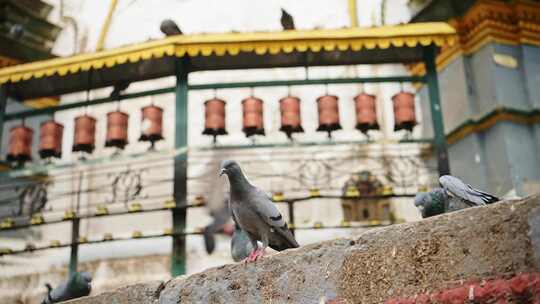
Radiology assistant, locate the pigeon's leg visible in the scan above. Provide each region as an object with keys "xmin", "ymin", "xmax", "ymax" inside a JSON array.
[
  {"xmin": 244, "ymin": 237, "xmax": 260, "ymax": 263},
  {"xmin": 251, "ymin": 234, "xmax": 268, "ymax": 261}
]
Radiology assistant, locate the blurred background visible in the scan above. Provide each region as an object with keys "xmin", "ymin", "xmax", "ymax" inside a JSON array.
[{"xmin": 0, "ymin": 0, "xmax": 539, "ymax": 303}]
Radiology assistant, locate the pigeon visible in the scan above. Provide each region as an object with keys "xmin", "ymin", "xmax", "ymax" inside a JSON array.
[
  {"xmin": 42, "ymin": 272, "xmax": 92, "ymax": 304},
  {"xmin": 219, "ymin": 160, "xmax": 299, "ymax": 262},
  {"xmin": 414, "ymin": 188, "xmax": 448, "ymax": 218},
  {"xmin": 203, "ymin": 196, "xmax": 233, "ymax": 255},
  {"xmin": 280, "ymin": 8, "xmax": 295, "ymax": 30},
  {"xmin": 231, "ymin": 223, "xmax": 254, "ymax": 262},
  {"xmin": 414, "ymin": 175, "xmax": 500, "ymax": 218},
  {"xmin": 160, "ymin": 19, "xmax": 183, "ymax": 36},
  {"xmin": 439, "ymin": 175, "xmax": 499, "ymax": 206}
]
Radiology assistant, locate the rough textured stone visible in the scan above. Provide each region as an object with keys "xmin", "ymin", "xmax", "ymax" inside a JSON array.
[
  {"xmin": 68, "ymin": 196, "xmax": 540, "ymax": 304},
  {"xmin": 66, "ymin": 280, "xmax": 164, "ymax": 304}
]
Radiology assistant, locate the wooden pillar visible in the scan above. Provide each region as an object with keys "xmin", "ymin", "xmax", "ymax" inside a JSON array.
[
  {"xmin": 172, "ymin": 59, "xmax": 189, "ymax": 276},
  {"xmin": 423, "ymin": 45, "xmax": 450, "ymax": 176}
]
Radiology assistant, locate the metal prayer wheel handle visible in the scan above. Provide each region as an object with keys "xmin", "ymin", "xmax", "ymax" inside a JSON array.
[
  {"xmin": 279, "ymin": 96, "xmax": 303, "ymax": 138},
  {"xmin": 73, "ymin": 115, "xmax": 97, "ymax": 153},
  {"xmin": 105, "ymin": 111, "xmax": 129, "ymax": 149},
  {"xmin": 242, "ymin": 97, "xmax": 265, "ymax": 136},
  {"xmin": 203, "ymin": 98, "xmax": 227, "ymax": 133},
  {"xmin": 392, "ymin": 92, "xmax": 417, "ymax": 131},
  {"xmin": 139, "ymin": 105, "xmax": 164, "ymax": 142},
  {"xmin": 7, "ymin": 125, "xmax": 33, "ymax": 162},
  {"xmin": 39, "ymin": 120, "xmax": 64, "ymax": 159},
  {"xmin": 316, "ymin": 95, "xmax": 342, "ymax": 136},
  {"xmin": 354, "ymin": 93, "xmax": 379, "ymax": 133}
]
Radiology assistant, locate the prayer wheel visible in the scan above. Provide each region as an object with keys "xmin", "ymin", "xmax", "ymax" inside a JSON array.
[
  {"xmin": 139, "ymin": 105, "xmax": 164, "ymax": 143},
  {"xmin": 202, "ymin": 98, "xmax": 227, "ymax": 142},
  {"xmin": 279, "ymin": 96, "xmax": 303, "ymax": 139},
  {"xmin": 316, "ymin": 94, "xmax": 341, "ymax": 137},
  {"xmin": 72, "ymin": 115, "xmax": 96, "ymax": 153},
  {"xmin": 392, "ymin": 92, "xmax": 417, "ymax": 132},
  {"xmin": 242, "ymin": 96, "xmax": 264, "ymax": 137},
  {"xmin": 105, "ymin": 111, "xmax": 129, "ymax": 149},
  {"xmin": 39, "ymin": 120, "xmax": 64, "ymax": 159},
  {"xmin": 6, "ymin": 125, "xmax": 33, "ymax": 163},
  {"xmin": 354, "ymin": 93, "xmax": 379, "ymax": 134}
]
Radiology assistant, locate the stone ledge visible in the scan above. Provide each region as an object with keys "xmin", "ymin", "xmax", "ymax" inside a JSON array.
[{"xmin": 69, "ymin": 195, "xmax": 540, "ymax": 304}]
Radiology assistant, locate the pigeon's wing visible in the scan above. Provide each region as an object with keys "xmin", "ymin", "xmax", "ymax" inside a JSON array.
[
  {"xmin": 250, "ymin": 188, "xmax": 299, "ymax": 249},
  {"xmin": 440, "ymin": 175, "xmax": 499, "ymax": 206}
]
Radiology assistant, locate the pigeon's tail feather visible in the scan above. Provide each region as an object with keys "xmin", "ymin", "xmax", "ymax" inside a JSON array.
[
  {"xmin": 203, "ymin": 227, "xmax": 216, "ymax": 254},
  {"xmin": 269, "ymin": 225, "xmax": 299, "ymax": 251},
  {"xmin": 468, "ymin": 187, "xmax": 499, "ymax": 204}
]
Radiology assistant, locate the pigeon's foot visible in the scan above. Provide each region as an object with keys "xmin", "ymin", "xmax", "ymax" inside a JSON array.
[{"xmin": 243, "ymin": 248, "xmax": 264, "ymax": 263}]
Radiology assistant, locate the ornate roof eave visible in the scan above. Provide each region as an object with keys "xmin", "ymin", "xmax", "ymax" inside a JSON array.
[{"xmin": 0, "ymin": 23, "xmax": 456, "ymax": 86}]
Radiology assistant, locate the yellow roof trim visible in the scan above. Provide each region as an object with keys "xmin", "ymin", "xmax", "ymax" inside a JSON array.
[{"xmin": 0, "ymin": 22, "xmax": 456, "ymax": 84}]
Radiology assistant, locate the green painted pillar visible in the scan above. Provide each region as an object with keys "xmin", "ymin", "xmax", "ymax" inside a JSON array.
[
  {"xmin": 172, "ymin": 59, "xmax": 189, "ymax": 276},
  {"xmin": 0, "ymin": 85, "xmax": 7, "ymax": 152},
  {"xmin": 423, "ymin": 45, "xmax": 450, "ymax": 176},
  {"xmin": 69, "ymin": 218, "xmax": 80, "ymax": 276}
]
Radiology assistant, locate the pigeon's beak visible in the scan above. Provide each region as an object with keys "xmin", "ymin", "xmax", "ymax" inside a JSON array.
[{"xmin": 219, "ymin": 168, "xmax": 226, "ymax": 176}]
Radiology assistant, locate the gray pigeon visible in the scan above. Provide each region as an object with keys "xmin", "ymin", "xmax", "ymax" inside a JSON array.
[
  {"xmin": 414, "ymin": 188, "xmax": 448, "ymax": 218},
  {"xmin": 220, "ymin": 160, "xmax": 299, "ymax": 262},
  {"xmin": 231, "ymin": 223, "xmax": 254, "ymax": 262},
  {"xmin": 414, "ymin": 175, "xmax": 500, "ymax": 218},
  {"xmin": 42, "ymin": 272, "xmax": 92, "ymax": 304},
  {"xmin": 439, "ymin": 175, "xmax": 499, "ymax": 206},
  {"xmin": 160, "ymin": 19, "xmax": 183, "ymax": 36}
]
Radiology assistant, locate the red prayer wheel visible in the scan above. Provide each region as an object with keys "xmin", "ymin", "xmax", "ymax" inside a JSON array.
[
  {"xmin": 392, "ymin": 92, "xmax": 417, "ymax": 132},
  {"xmin": 202, "ymin": 98, "xmax": 227, "ymax": 142},
  {"xmin": 7, "ymin": 125, "xmax": 33, "ymax": 163},
  {"xmin": 354, "ymin": 93, "xmax": 379, "ymax": 134},
  {"xmin": 105, "ymin": 111, "xmax": 129, "ymax": 149},
  {"xmin": 242, "ymin": 96, "xmax": 264, "ymax": 137},
  {"xmin": 39, "ymin": 120, "xmax": 64, "ymax": 159},
  {"xmin": 316, "ymin": 94, "xmax": 342, "ymax": 137},
  {"xmin": 139, "ymin": 105, "xmax": 164, "ymax": 143},
  {"xmin": 73, "ymin": 115, "xmax": 96, "ymax": 153},
  {"xmin": 279, "ymin": 96, "xmax": 303, "ymax": 139}
]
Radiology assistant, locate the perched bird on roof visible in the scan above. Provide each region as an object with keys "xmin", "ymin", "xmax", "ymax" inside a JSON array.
[
  {"xmin": 220, "ymin": 160, "xmax": 299, "ymax": 262},
  {"xmin": 414, "ymin": 175, "xmax": 500, "ymax": 218},
  {"xmin": 42, "ymin": 272, "xmax": 92, "ymax": 304},
  {"xmin": 280, "ymin": 8, "xmax": 295, "ymax": 30},
  {"xmin": 160, "ymin": 19, "xmax": 183, "ymax": 36},
  {"xmin": 231, "ymin": 223, "xmax": 254, "ymax": 262},
  {"xmin": 439, "ymin": 175, "xmax": 499, "ymax": 206}
]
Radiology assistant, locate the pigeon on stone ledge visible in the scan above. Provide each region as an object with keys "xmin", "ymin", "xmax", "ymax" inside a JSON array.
[
  {"xmin": 220, "ymin": 160, "xmax": 298, "ymax": 262},
  {"xmin": 414, "ymin": 175, "xmax": 500, "ymax": 218},
  {"xmin": 42, "ymin": 272, "xmax": 92, "ymax": 304}
]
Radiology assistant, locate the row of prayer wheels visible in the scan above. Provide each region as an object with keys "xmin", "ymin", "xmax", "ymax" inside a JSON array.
[
  {"xmin": 6, "ymin": 105, "xmax": 163, "ymax": 163},
  {"xmin": 6, "ymin": 92, "xmax": 417, "ymax": 162},
  {"xmin": 203, "ymin": 91, "xmax": 417, "ymax": 140}
]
